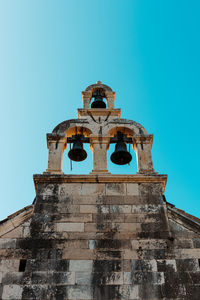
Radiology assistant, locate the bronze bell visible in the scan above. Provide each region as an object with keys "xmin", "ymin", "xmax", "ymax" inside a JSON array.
[
  {"xmin": 91, "ymin": 89, "xmax": 106, "ymax": 108},
  {"xmin": 111, "ymin": 140, "xmax": 132, "ymax": 165},
  {"xmin": 68, "ymin": 136, "xmax": 87, "ymax": 162}
]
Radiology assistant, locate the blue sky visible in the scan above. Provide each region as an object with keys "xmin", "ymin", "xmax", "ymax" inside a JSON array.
[{"xmin": 0, "ymin": 0, "xmax": 199, "ymax": 219}]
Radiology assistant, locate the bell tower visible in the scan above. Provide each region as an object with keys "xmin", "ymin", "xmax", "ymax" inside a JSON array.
[
  {"xmin": 0, "ymin": 82, "xmax": 199, "ymax": 300},
  {"xmin": 45, "ymin": 81, "xmax": 155, "ymax": 175}
]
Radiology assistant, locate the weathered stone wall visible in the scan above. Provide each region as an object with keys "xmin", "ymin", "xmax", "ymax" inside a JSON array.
[{"xmin": 0, "ymin": 179, "xmax": 200, "ymax": 299}]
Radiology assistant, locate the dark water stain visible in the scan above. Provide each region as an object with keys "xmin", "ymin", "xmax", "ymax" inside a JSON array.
[{"xmin": 92, "ymin": 204, "xmax": 123, "ymax": 299}]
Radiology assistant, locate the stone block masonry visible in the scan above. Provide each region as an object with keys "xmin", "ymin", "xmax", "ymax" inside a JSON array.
[{"xmin": 0, "ymin": 177, "xmax": 200, "ymax": 300}]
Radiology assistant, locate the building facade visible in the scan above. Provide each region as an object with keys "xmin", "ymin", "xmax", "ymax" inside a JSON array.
[{"xmin": 0, "ymin": 82, "xmax": 200, "ymax": 299}]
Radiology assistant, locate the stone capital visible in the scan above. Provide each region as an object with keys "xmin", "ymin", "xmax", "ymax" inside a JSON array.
[
  {"xmin": 81, "ymin": 91, "xmax": 92, "ymax": 98},
  {"xmin": 105, "ymin": 91, "xmax": 116, "ymax": 99},
  {"xmin": 89, "ymin": 135, "xmax": 110, "ymax": 148},
  {"xmin": 46, "ymin": 133, "xmax": 66, "ymax": 150},
  {"xmin": 133, "ymin": 134, "xmax": 153, "ymax": 147}
]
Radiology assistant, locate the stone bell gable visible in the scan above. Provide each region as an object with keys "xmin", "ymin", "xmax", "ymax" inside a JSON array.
[{"xmin": 0, "ymin": 82, "xmax": 200, "ymax": 300}]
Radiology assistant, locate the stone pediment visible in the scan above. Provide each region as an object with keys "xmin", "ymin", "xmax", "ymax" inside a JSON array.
[
  {"xmin": 0, "ymin": 205, "xmax": 33, "ymax": 238},
  {"xmin": 167, "ymin": 202, "xmax": 200, "ymax": 235}
]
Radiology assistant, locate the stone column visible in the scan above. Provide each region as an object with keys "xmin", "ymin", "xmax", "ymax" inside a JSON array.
[
  {"xmin": 90, "ymin": 135, "xmax": 110, "ymax": 174},
  {"xmin": 81, "ymin": 91, "xmax": 92, "ymax": 109},
  {"xmin": 44, "ymin": 134, "xmax": 66, "ymax": 174},
  {"xmin": 133, "ymin": 135, "xmax": 155, "ymax": 174},
  {"xmin": 105, "ymin": 91, "xmax": 116, "ymax": 109}
]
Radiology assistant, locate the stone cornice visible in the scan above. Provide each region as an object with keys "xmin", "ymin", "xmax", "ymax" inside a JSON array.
[
  {"xmin": 33, "ymin": 174, "xmax": 168, "ymax": 193},
  {"xmin": 77, "ymin": 108, "xmax": 121, "ymax": 118}
]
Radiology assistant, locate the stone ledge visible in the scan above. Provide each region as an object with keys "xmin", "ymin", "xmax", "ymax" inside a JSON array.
[
  {"xmin": 33, "ymin": 174, "xmax": 167, "ymax": 193},
  {"xmin": 77, "ymin": 108, "xmax": 121, "ymax": 118}
]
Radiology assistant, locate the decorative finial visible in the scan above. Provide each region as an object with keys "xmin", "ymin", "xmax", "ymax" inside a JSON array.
[{"xmin": 96, "ymin": 81, "xmax": 102, "ymax": 84}]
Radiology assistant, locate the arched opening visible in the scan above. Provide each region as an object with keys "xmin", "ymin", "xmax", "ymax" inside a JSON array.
[
  {"xmin": 63, "ymin": 126, "xmax": 93, "ymax": 174},
  {"xmin": 90, "ymin": 88, "xmax": 107, "ymax": 109},
  {"xmin": 107, "ymin": 127, "xmax": 137, "ymax": 174},
  {"xmin": 63, "ymin": 143, "xmax": 93, "ymax": 174}
]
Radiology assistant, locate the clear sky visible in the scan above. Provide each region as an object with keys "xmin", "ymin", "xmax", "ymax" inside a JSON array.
[{"xmin": 0, "ymin": 0, "xmax": 199, "ymax": 220}]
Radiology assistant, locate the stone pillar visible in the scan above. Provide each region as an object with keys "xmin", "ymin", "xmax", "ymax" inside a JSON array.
[
  {"xmin": 105, "ymin": 91, "xmax": 116, "ymax": 109},
  {"xmin": 81, "ymin": 91, "xmax": 92, "ymax": 109},
  {"xmin": 133, "ymin": 135, "xmax": 155, "ymax": 174},
  {"xmin": 90, "ymin": 135, "xmax": 110, "ymax": 174},
  {"xmin": 44, "ymin": 134, "xmax": 66, "ymax": 174}
]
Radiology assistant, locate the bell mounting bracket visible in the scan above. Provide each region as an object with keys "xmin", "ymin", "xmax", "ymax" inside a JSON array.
[
  {"xmin": 110, "ymin": 132, "xmax": 133, "ymax": 144},
  {"xmin": 67, "ymin": 132, "xmax": 133, "ymax": 144},
  {"xmin": 67, "ymin": 134, "xmax": 90, "ymax": 144}
]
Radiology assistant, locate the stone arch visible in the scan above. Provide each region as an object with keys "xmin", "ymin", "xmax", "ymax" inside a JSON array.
[
  {"xmin": 63, "ymin": 125, "xmax": 92, "ymax": 161},
  {"xmin": 106, "ymin": 122, "xmax": 154, "ymax": 174},
  {"xmin": 107, "ymin": 126, "xmax": 136, "ymax": 163},
  {"xmin": 66, "ymin": 126, "xmax": 92, "ymax": 138},
  {"xmin": 108, "ymin": 126, "xmax": 134, "ymax": 138},
  {"xmin": 46, "ymin": 121, "xmax": 93, "ymax": 175},
  {"xmin": 106, "ymin": 119, "xmax": 148, "ymax": 136},
  {"xmin": 52, "ymin": 119, "xmax": 94, "ymax": 136},
  {"xmin": 85, "ymin": 82, "xmax": 113, "ymax": 93},
  {"xmin": 82, "ymin": 81, "xmax": 116, "ymax": 109}
]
